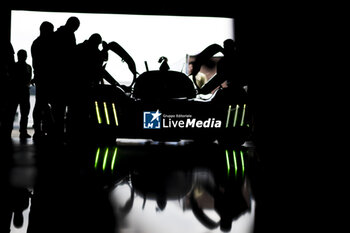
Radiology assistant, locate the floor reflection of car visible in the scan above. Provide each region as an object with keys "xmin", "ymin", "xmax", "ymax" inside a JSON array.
[{"xmin": 92, "ymin": 142, "xmax": 255, "ymax": 232}]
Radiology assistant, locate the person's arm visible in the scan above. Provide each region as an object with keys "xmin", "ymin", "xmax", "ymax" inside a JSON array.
[{"xmin": 26, "ymin": 64, "xmax": 33, "ymax": 86}]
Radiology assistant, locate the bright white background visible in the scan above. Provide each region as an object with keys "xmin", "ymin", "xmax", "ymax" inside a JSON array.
[{"xmin": 11, "ymin": 10, "xmax": 234, "ymax": 86}]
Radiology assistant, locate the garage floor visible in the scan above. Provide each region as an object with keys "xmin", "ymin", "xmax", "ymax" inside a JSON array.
[{"xmin": 2, "ymin": 130, "xmax": 258, "ymax": 233}]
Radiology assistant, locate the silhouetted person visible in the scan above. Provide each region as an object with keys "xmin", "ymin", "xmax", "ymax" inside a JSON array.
[
  {"xmin": 188, "ymin": 61, "xmax": 207, "ymax": 88},
  {"xmin": 75, "ymin": 38, "xmax": 121, "ymax": 87},
  {"xmin": 218, "ymin": 39, "xmax": 241, "ymax": 87},
  {"xmin": 9, "ymin": 49, "xmax": 32, "ymax": 139},
  {"xmin": 49, "ymin": 16, "xmax": 80, "ymax": 142},
  {"xmin": 31, "ymin": 21, "xmax": 54, "ymax": 141},
  {"xmin": 74, "ymin": 33, "xmax": 108, "ymax": 87},
  {"xmin": 0, "ymin": 42, "xmax": 15, "ymax": 141},
  {"xmin": 68, "ymin": 33, "xmax": 123, "ymax": 142}
]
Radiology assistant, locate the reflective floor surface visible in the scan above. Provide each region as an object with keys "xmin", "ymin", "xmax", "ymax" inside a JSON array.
[{"xmin": 1, "ymin": 132, "xmax": 259, "ymax": 233}]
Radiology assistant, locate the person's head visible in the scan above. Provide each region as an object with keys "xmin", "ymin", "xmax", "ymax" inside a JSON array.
[
  {"xmin": 40, "ymin": 21, "xmax": 54, "ymax": 36},
  {"xmin": 17, "ymin": 49, "xmax": 27, "ymax": 62},
  {"xmin": 223, "ymin": 39, "xmax": 236, "ymax": 52},
  {"xmin": 188, "ymin": 61, "xmax": 194, "ymax": 74},
  {"xmin": 88, "ymin": 33, "xmax": 102, "ymax": 47},
  {"xmin": 65, "ymin": 16, "xmax": 80, "ymax": 32}
]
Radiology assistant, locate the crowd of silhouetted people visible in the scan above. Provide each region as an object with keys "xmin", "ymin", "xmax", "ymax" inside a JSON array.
[
  {"xmin": 0, "ymin": 16, "xmax": 116, "ymax": 144},
  {"xmin": 0, "ymin": 15, "xmax": 245, "ymax": 145}
]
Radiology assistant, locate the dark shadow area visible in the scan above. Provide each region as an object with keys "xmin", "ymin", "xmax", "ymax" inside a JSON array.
[{"xmin": 26, "ymin": 139, "xmax": 117, "ymax": 233}]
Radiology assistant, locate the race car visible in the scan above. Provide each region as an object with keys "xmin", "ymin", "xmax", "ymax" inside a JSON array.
[{"xmin": 88, "ymin": 40, "xmax": 251, "ymax": 145}]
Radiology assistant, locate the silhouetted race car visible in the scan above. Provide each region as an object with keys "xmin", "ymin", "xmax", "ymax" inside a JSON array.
[{"xmin": 88, "ymin": 40, "xmax": 251, "ymax": 145}]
